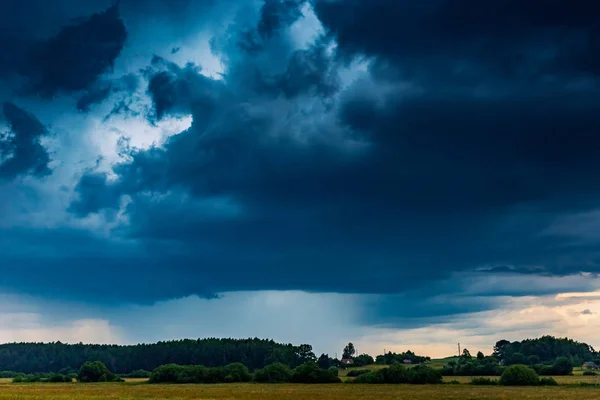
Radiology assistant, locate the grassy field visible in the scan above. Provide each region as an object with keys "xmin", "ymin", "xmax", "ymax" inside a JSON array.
[
  {"xmin": 1, "ymin": 382, "xmax": 600, "ymax": 400},
  {"xmin": 338, "ymin": 365, "xmax": 600, "ymax": 385},
  {"xmin": 443, "ymin": 375, "xmax": 600, "ymax": 385}
]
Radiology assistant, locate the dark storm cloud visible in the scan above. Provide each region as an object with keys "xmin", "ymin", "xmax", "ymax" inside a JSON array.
[
  {"xmin": 0, "ymin": 103, "xmax": 51, "ymax": 180},
  {"xmin": 314, "ymin": 0, "xmax": 600, "ymax": 79},
  {"xmin": 19, "ymin": 4, "xmax": 127, "ymax": 97},
  {"xmin": 2, "ymin": 0, "xmax": 599, "ymax": 327},
  {"xmin": 258, "ymin": 0, "xmax": 306, "ymax": 38},
  {"xmin": 64, "ymin": 0, "xmax": 600, "ymax": 304}
]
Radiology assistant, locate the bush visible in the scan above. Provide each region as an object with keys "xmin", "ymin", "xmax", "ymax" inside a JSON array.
[
  {"xmin": 12, "ymin": 376, "xmax": 22, "ymax": 383},
  {"xmin": 407, "ymin": 365, "xmax": 443, "ymax": 384},
  {"xmin": 291, "ymin": 362, "xmax": 341, "ymax": 383},
  {"xmin": 499, "ymin": 365, "xmax": 540, "ymax": 386},
  {"xmin": 149, "ymin": 363, "xmax": 252, "ymax": 384},
  {"xmin": 0, "ymin": 371, "xmax": 17, "ymax": 378},
  {"xmin": 254, "ymin": 363, "xmax": 292, "ymax": 383},
  {"xmin": 48, "ymin": 374, "xmax": 72, "ymax": 383},
  {"xmin": 527, "ymin": 355, "xmax": 541, "ymax": 365},
  {"xmin": 23, "ymin": 374, "xmax": 41, "ymax": 383},
  {"xmin": 583, "ymin": 370, "xmax": 597, "ymax": 376},
  {"xmin": 537, "ymin": 365, "xmax": 556, "ymax": 376},
  {"xmin": 471, "ymin": 377, "xmax": 498, "ymax": 385},
  {"xmin": 223, "ymin": 363, "xmax": 252, "ymax": 383},
  {"xmin": 354, "ymin": 371, "xmax": 384, "ymax": 384},
  {"xmin": 353, "ymin": 354, "xmax": 375, "ymax": 367},
  {"xmin": 149, "ymin": 364, "xmax": 183, "ymax": 383},
  {"xmin": 347, "ymin": 369, "xmax": 371, "ymax": 377},
  {"xmin": 552, "ymin": 357, "xmax": 573, "ymax": 375},
  {"xmin": 124, "ymin": 369, "xmax": 152, "ymax": 378},
  {"xmin": 539, "ymin": 377, "xmax": 558, "ymax": 386},
  {"xmin": 77, "ymin": 361, "xmax": 116, "ymax": 383},
  {"xmin": 447, "ymin": 380, "xmax": 461, "ymax": 385},
  {"xmin": 353, "ymin": 364, "xmax": 441, "ymax": 384}
]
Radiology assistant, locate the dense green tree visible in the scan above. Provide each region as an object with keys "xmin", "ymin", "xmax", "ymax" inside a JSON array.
[
  {"xmin": 223, "ymin": 363, "xmax": 252, "ymax": 382},
  {"xmin": 376, "ymin": 350, "xmax": 430, "ymax": 365},
  {"xmin": 253, "ymin": 363, "xmax": 292, "ymax": 383},
  {"xmin": 499, "ymin": 365, "xmax": 539, "ymax": 386},
  {"xmin": 342, "ymin": 343, "xmax": 355, "ymax": 359},
  {"xmin": 291, "ymin": 362, "xmax": 340, "ymax": 383},
  {"xmin": 77, "ymin": 361, "xmax": 115, "ymax": 383},
  {"xmin": 353, "ymin": 354, "xmax": 374, "ymax": 367},
  {"xmin": 507, "ymin": 352, "xmax": 526, "ymax": 366},
  {"xmin": 317, "ymin": 353, "xmax": 331, "ymax": 369},
  {"xmin": 493, "ymin": 340, "xmax": 511, "ymax": 359},
  {"xmin": 493, "ymin": 336, "xmax": 595, "ymax": 364},
  {"xmin": 295, "ymin": 344, "xmax": 316, "ymax": 363},
  {"xmin": 551, "ymin": 357, "xmax": 573, "ymax": 375},
  {"xmin": 476, "ymin": 351, "xmax": 485, "ymax": 361},
  {"xmin": 353, "ymin": 364, "xmax": 441, "ymax": 384},
  {"xmin": 527, "ymin": 355, "xmax": 540, "ymax": 365}
]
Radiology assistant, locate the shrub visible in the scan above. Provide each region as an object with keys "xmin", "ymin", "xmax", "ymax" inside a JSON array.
[
  {"xmin": 149, "ymin": 363, "xmax": 251, "ymax": 384},
  {"xmin": 447, "ymin": 380, "xmax": 461, "ymax": 385},
  {"xmin": 291, "ymin": 362, "xmax": 341, "ymax": 383},
  {"xmin": 407, "ymin": 365, "xmax": 443, "ymax": 384},
  {"xmin": 77, "ymin": 361, "xmax": 116, "ymax": 383},
  {"xmin": 354, "ymin": 371, "xmax": 384, "ymax": 384},
  {"xmin": 380, "ymin": 363, "xmax": 408, "ymax": 383},
  {"xmin": 347, "ymin": 369, "xmax": 371, "ymax": 377},
  {"xmin": 48, "ymin": 374, "xmax": 72, "ymax": 383},
  {"xmin": 471, "ymin": 377, "xmax": 498, "ymax": 385},
  {"xmin": 539, "ymin": 377, "xmax": 558, "ymax": 386},
  {"xmin": 583, "ymin": 370, "xmax": 597, "ymax": 376},
  {"xmin": 206, "ymin": 367, "xmax": 225, "ymax": 383},
  {"xmin": 253, "ymin": 363, "xmax": 292, "ymax": 383},
  {"xmin": 353, "ymin": 364, "xmax": 441, "ymax": 384},
  {"xmin": 223, "ymin": 363, "xmax": 251, "ymax": 383},
  {"xmin": 23, "ymin": 374, "xmax": 41, "ymax": 383},
  {"xmin": 499, "ymin": 365, "xmax": 540, "ymax": 386},
  {"xmin": 353, "ymin": 354, "xmax": 375, "ymax": 367},
  {"xmin": 0, "ymin": 371, "xmax": 17, "ymax": 378},
  {"xmin": 149, "ymin": 364, "xmax": 183, "ymax": 383},
  {"xmin": 537, "ymin": 365, "xmax": 555, "ymax": 375},
  {"xmin": 552, "ymin": 357, "xmax": 573, "ymax": 375},
  {"xmin": 12, "ymin": 376, "xmax": 22, "ymax": 383},
  {"xmin": 124, "ymin": 369, "xmax": 152, "ymax": 378}
]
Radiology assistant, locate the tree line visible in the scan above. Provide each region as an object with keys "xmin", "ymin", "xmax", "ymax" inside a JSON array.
[
  {"xmin": 0, "ymin": 335, "xmax": 595, "ymax": 375},
  {"xmin": 0, "ymin": 338, "xmax": 317, "ymax": 374}
]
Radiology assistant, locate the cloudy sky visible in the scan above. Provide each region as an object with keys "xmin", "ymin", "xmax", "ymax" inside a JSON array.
[{"xmin": 1, "ymin": 0, "xmax": 600, "ymax": 358}]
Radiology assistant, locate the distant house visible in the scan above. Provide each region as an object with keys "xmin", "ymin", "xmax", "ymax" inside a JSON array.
[
  {"xmin": 583, "ymin": 362, "xmax": 599, "ymax": 370},
  {"xmin": 340, "ymin": 358, "xmax": 354, "ymax": 366},
  {"xmin": 403, "ymin": 359, "xmax": 412, "ymax": 364}
]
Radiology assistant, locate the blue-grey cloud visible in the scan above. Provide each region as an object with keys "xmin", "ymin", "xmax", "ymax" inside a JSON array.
[
  {"xmin": 1, "ymin": 0, "xmax": 599, "ymax": 330},
  {"xmin": 17, "ymin": 4, "xmax": 127, "ymax": 97},
  {"xmin": 0, "ymin": 102, "xmax": 51, "ymax": 180}
]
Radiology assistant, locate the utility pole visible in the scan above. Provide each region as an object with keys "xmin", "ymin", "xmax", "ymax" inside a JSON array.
[{"xmin": 458, "ymin": 343, "xmax": 461, "ymax": 357}]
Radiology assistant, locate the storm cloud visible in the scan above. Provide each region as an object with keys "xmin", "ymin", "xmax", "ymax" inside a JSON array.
[{"xmin": 1, "ymin": 0, "xmax": 599, "ymax": 332}]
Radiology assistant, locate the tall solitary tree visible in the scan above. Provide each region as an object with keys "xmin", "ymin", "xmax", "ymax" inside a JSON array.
[
  {"xmin": 317, "ymin": 353, "xmax": 331, "ymax": 369},
  {"xmin": 342, "ymin": 343, "xmax": 356, "ymax": 359}
]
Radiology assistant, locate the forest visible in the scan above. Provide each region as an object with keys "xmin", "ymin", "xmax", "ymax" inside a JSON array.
[
  {"xmin": 0, "ymin": 338, "xmax": 317, "ymax": 374},
  {"xmin": 0, "ymin": 336, "xmax": 596, "ymax": 375}
]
